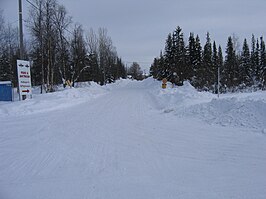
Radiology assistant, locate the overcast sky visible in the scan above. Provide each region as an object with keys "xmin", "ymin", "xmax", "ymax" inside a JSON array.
[{"xmin": 1, "ymin": 0, "xmax": 266, "ymax": 70}]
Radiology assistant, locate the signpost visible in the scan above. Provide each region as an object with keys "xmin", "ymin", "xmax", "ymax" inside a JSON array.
[
  {"xmin": 162, "ymin": 78, "xmax": 167, "ymax": 89},
  {"xmin": 17, "ymin": 60, "xmax": 32, "ymax": 100}
]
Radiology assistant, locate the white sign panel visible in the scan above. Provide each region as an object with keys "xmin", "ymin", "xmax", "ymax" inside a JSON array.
[{"xmin": 17, "ymin": 60, "xmax": 32, "ymax": 100}]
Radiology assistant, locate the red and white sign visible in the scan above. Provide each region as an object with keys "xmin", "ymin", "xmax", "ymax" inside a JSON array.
[{"xmin": 17, "ymin": 60, "xmax": 32, "ymax": 100}]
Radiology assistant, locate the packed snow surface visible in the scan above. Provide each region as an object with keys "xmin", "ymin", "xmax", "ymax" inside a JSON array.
[{"xmin": 0, "ymin": 78, "xmax": 266, "ymax": 199}]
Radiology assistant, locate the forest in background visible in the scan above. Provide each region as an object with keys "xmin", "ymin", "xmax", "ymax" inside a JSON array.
[
  {"xmin": 0, "ymin": 0, "xmax": 133, "ymax": 93},
  {"xmin": 1, "ymin": 1, "xmax": 266, "ymax": 93},
  {"xmin": 150, "ymin": 26, "xmax": 266, "ymax": 92}
]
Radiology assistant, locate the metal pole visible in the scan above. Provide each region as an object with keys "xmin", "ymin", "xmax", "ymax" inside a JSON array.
[
  {"xmin": 218, "ymin": 67, "xmax": 220, "ymax": 98},
  {"xmin": 18, "ymin": 0, "xmax": 24, "ymax": 59}
]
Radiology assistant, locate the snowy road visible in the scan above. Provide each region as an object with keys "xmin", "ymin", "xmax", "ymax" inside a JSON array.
[{"xmin": 0, "ymin": 79, "xmax": 266, "ymax": 199}]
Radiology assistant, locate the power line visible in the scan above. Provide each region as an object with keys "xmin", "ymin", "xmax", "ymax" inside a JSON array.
[{"xmin": 25, "ymin": 0, "xmax": 38, "ymax": 10}]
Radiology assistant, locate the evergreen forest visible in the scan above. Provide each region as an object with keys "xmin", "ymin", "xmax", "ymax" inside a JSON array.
[{"xmin": 150, "ymin": 26, "xmax": 266, "ymax": 92}]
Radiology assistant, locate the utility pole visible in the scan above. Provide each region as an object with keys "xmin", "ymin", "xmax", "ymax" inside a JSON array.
[
  {"xmin": 18, "ymin": 0, "xmax": 24, "ymax": 100},
  {"xmin": 218, "ymin": 66, "xmax": 220, "ymax": 98},
  {"xmin": 18, "ymin": 0, "xmax": 24, "ymax": 59}
]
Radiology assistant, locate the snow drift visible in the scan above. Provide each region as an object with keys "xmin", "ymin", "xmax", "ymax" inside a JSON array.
[
  {"xmin": 144, "ymin": 78, "xmax": 266, "ymax": 132},
  {"xmin": 0, "ymin": 78, "xmax": 265, "ymax": 131},
  {"xmin": 179, "ymin": 97, "xmax": 266, "ymax": 131},
  {"xmin": 0, "ymin": 82, "xmax": 107, "ymax": 117}
]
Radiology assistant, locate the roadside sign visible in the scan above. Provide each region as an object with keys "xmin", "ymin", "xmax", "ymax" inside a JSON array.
[
  {"xmin": 17, "ymin": 60, "xmax": 32, "ymax": 100},
  {"xmin": 162, "ymin": 78, "xmax": 167, "ymax": 89}
]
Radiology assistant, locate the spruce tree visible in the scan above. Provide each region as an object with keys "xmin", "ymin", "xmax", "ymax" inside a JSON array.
[
  {"xmin": 212, "ymin": 41, "xmax": 218, "ymax": 67},
  {"xmin": 187, "ymin": 32, "xmax": 196, "ymax": 82},
  {"xmin": 250, "ymin": 35, "xmax": 256, "ymax": 78},
  {"xmin": 218, "ymin": 45, "xmax": 223, "ymax": 68},
  {"xmin": 212, "ymin": 41, "xmax": 219, "ymax": 92},
  {"xmin": 217, "ymin": 45, "xmax": 224, "ymax": 92},
  {"xmin": 239, "ymin": 38, "xmax": 251, "ymax": 87},
  {"xmin": 172, "ymin": 26, "xmax": 186, "ymax": 85},
  {"xmin": 117, "ymin": 57, "xmax": 127, "ymax": 79},
  {"xmin": 223, "ymin": 36, "xmax": 239, "ymax": 90},
  {"xmin": 163, "ymin": 33, "xmax": 174, "ymax": 80},
  {"xmin": 250, "ymin": 35, "xmax": 260, "ymax": 84},
  {"xmin": 193, "ymin": 35, "xmax": 203, "ymax": 88},
  {"xmin": 259, "ymin": 37, "xmax": 266, "ymax": 88},
  {"xmin": 255, "ymin": 39, "xmax": 261, "ymax": 84},
  {"xmin": 150, "ymin": 58, "xmax": 159, "ymax": 79},
  {"xmin": 201, "ymin": 32, "xmax": 213, "ymax": 90},
  {"xmin": 158, "ymin": 52, "xmax": 165, "ymax": 80}
]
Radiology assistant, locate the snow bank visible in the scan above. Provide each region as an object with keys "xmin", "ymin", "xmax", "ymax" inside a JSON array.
[
  {"xmin": 178, "ymin": 97, "xmax": 266, "ymax": 131},
  {"xmin": 105, "ymin": 78, "xmax": 135, "ymax": 90},
  {"xmin": 1, "ymin": 78, "xmax": 265, "ymax": 131},
  {"xmin": 0, "ymin": 82, "xmax": 107, "ymax": 117},
  {"xmin": 148, "ymin": 79, "xmax": 266, "ymax": 131},
  {"xmin": 149, "ymin": 80, "xmax": 215, "ymax": 111}
]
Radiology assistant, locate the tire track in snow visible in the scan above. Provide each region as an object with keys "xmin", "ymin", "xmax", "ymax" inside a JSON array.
[{"xmin": 1, "ymin": 80, "xmax": 266, "ymax": 199}]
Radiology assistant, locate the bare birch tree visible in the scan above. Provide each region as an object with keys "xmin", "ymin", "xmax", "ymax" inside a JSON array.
[{"xmin": 54, "ymin": 5, "xmax": 72, "ymax": 85}]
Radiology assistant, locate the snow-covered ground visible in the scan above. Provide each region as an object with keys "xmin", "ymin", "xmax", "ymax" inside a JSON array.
[{"xmin": 0, "ymin": 78, "xmax": 266, "ymax": 199}]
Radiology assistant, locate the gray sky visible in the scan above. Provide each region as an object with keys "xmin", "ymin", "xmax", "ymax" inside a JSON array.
[{"xmin": 1, "ymin": 0, "xmax": 266, "ymax": 71}]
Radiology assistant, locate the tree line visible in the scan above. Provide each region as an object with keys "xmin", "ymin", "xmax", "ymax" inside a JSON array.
[
  {"xmin": 0, "ymin": 0, "xmax": 129, "ymax": 93},
  {"xmin": 150, "ymin": 26, "xmax": 266, "ymax": 92},
  {"xmin": 0, "ymin": 10, "xmax": 19, "ymax": 85}
]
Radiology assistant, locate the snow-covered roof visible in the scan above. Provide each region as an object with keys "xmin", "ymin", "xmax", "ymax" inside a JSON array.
[{"xmin": 0, "ymin": 81, "xmax": 12, "ymax": 85}]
